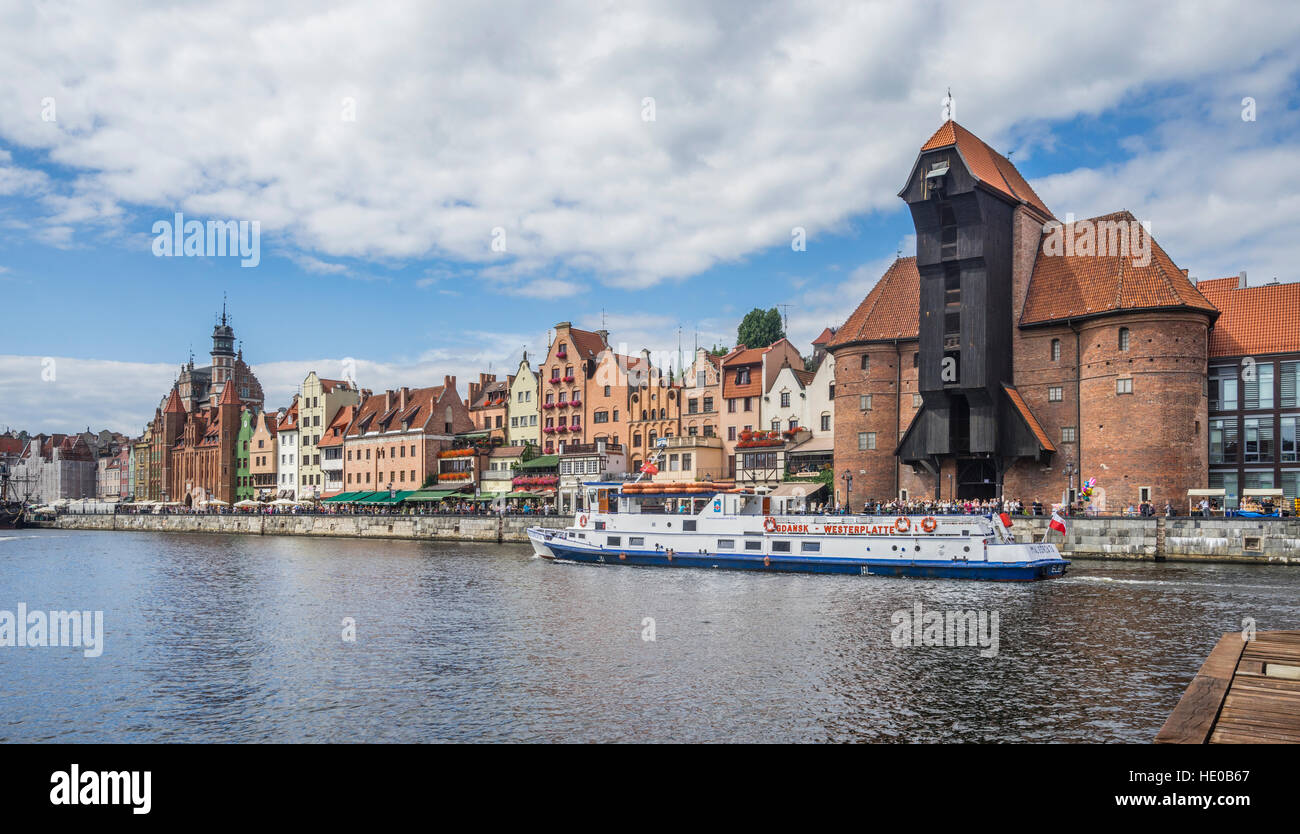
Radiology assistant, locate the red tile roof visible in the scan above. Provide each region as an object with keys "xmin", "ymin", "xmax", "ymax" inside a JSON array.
[
  {"xmin": 276, "ymin": 401, "xmax": 298, "ymax": 432},
  {"xmin": 318, "ymin": 378, "xmax": 350, "ymax": 394},
  {"xmin": 1003, "ymin": 384, "xmax": 1056, "ymax": 453},
  {"xmin": 216, "ymin": 381, "xmax": 240, "ymax": 406},
  {"xmin": 827, "ymin": 257, "xmax": 920, "ymax": 347},
  {"xmin": 317, "ymin": 405, "xmax": 358, "ymax": 448},
  {"xmin": 564, "ymin": 326, "xmax": 607, "ymax": 360},
  {"xmin": 163, "ymin": 387, "xmax": 185, "ymax": 414},
  {"xmin": 721, "ymin": 339, "xmax": 796, "ymax": 399},
  {"xmin": 1020, "ymin": 211, "xmax": 1217, "ymax": 325},
  {"xmin": 811, "ymin": 327, "xmax": 836, "ymax": 346},
  {"xmin": 1197, "ymin": 277, "xmax": 1300, "ymax": 357},
  {"xmin": 919, "ymin": 121, "xmax": 1053, "ymax": 218},
  {"xmin": 345, "ymin": 386, "xmax": 445, "ymax": 437}
]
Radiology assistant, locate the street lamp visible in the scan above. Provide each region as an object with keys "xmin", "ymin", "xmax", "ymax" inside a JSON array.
[
  {"xmin": 1062, "ymin": 460, "xmax": 1076, "ymax": 507},
  {"xmin": 841, "ymin": 469, "xmax": 853, "ymax": 512}
]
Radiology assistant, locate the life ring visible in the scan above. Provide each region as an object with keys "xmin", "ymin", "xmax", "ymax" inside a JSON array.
[
  {"xmin": 920, "ymin": 516, "xmax": 938, "ymax": 533},
  {"xmin": 895, "ymin": 516, "xmax": 911, "ymax": 533},
  {"xmin": 578, "ymin": 514, "xmax": 588, "ymax": 527},
  {"xmin": 763, "ymin": 516, "xmax": 777, "ymax": 533}
]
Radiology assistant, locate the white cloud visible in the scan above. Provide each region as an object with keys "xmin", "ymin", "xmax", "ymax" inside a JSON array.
[{"xmin": 0, "ymin": 1, "xmax": 1295, "ymax": 291}]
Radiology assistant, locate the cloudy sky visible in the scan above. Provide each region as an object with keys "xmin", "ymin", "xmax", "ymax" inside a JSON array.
[{"xmin": 1, "ymin": 0, "xmax": 1298, "ymax": 433}]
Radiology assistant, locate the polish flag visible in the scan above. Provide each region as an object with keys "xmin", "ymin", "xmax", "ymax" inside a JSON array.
[
  {"xmin": 640, "ymin": 462, "xmax": 659, "ymax": 475},
  {"xmin": 1049, "ymin": 511, "xmax": 1067, "ymax": 535}
]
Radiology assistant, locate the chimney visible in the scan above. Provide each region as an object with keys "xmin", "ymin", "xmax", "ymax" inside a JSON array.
[
  {"xmin": 596, "ymin": 329, "xmax": 609, "ymax": 346},
  {"xmin": 399, "ymin": 387, "xmax": 409, "ymax": 410},
  {"xmin": 444, "ymin": 375, "xmax": 456, "ymax": 393},
  {"xmin": 384, "ymin": 389, "xmax": 393, "ymax": 412},
  {"xmin": 1239, "ymin": 270, "xmax": 1248, "ymax": 289},
  {"xmin": 468, "ymin": 382, "xmax": 480, "ymax": 404}
]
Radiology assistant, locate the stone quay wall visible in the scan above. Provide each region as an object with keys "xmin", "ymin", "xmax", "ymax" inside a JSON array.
[
  {"xmin": 49, "ymin": 513, "xmax": 566, "ymax": 544},
  {"xmin": 42, "ymin": 514, "xmax": 1300, "ymax": 563}
]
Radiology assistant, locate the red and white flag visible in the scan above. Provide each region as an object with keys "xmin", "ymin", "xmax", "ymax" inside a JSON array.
[
  {"xmin": 999, "ymin": 512, "xmax": 1013, "ymax": 529},
  {"xmin": 1049, "ymin": 511, "xmax": 1067, "ymax": 535}
]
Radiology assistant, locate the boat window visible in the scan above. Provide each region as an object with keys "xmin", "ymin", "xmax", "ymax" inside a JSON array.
[
  {"xmin": 801, "ymin": 541, "xmax": 820, "ymax": 553},
  {"xmin": 718, "ymin": 539, "xmax": 735, "ymax": 550},
  {"xmin": 607, "ymin": 536, "xmax": 621, "ymax": 546},
  {"xmin": 594, "ymin": 521, "xmax": 606, "ymax": 530},
  {"xmin": 629, "ymin": 537, "xmax": 645, "ymax": 546},
  {"xmin": 772, "ymin": 540, "xmax": 791, "ymax": 553},
  {"xmin": 683, "ymin": 520, "xmax": 697, "ymax": 531},
  {"xmin": 744, "ymin": 540, "xmax": 762, "ymax": 551}
]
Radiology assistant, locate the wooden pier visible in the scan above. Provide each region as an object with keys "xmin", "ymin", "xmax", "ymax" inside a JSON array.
[{"xmin": 1156, "ymin": 630, "xmax": 1300, "ymax": 743}]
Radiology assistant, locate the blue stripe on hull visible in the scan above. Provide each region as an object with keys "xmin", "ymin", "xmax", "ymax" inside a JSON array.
[{"xmin": 541, "ymin": 541, "xmax": 1068, "ymax": 582}]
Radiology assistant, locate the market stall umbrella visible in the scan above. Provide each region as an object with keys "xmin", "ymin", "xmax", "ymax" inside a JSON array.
[
  {"xmin": 270, "ymin": 498, "xmax": 299, "ymax": 507},
  {"xmin": 233, "ymin": 500, "xmax": 259, "ymax": 508}
]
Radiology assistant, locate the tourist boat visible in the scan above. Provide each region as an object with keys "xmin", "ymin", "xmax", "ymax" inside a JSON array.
[{"xmin": 527, "ymin": 480, "xmax": 1068, "ymax": 581}]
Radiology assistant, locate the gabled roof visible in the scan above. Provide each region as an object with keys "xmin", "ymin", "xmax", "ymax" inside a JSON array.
[
  {"xmin": 1003, "ymin": 384, "xmax": 1056, "ymax": 454},
  {"xmin": 163, "ymin": 387, "xmax": 186, "ymax": 414},
  {"xmin": 916, "ymin": 120, "xmax": 1053, "ymax": 218},
  {"xmin": 317, "ymin": 407, "xmax": 353, "ymax": 447},
  {"xmin": 563, "ymin": 326, "xmax": 607, "ymax": 360},
  {"xmin": 811, "ymin": 327, "xmax": 836, "ymax": 346},
  {"xmin": 318, "ymin": 378, "xmax": 350, "ymax": 394},
  {"xmin": 216, "ymin": 381, "xmax": 240, "ymax": 406},
  {"xmin": 344, "ymin": 386, "xmax": 445, "ymax": 437},
  {"xmin": 1020, "ymin": 211, "xmax": 1217, "ymax": 326},
  {"xmin": 1196, "ymin": 277, "xmax": 1300, "ymax": 357},
  {"xmin": 276, "ymin": 401, "xmax": 298, "ymax": 431},
  {"xmin": 471, "ymin": 380, "xmax": 509, "ymax": 409},
  {"xmin": 827, "ymin": 257, "xmax": 920, "ymax": 347}
]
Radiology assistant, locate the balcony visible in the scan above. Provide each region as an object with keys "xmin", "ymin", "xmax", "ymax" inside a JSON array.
[{"xmin": 563, "ymin": 442, "xmax": 624, "ymax": 455}]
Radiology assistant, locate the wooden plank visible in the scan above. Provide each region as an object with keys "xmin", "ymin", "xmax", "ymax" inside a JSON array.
[{"xmin": 1155, "ymin": 633, "xmax": 1247, "ymax": 744}]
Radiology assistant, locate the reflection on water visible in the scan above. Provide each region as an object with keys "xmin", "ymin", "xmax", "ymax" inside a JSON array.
[{"xmin": 1, "ymin": 531, "xmax": 1296, "ymax": 742}]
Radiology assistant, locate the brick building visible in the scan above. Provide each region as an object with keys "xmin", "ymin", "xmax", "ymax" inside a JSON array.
[
  {"xmin": 341, "ymin": 379, "xmax": 473, "ymax": 493},
  {"xmin": 830, "ymin": 120, "xmax": 1217, "ymax": 511}
]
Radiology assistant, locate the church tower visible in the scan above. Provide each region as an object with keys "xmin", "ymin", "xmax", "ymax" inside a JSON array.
[{"xmin": 210, "ymin": 301, "xmax": 236, "ymax": 399}]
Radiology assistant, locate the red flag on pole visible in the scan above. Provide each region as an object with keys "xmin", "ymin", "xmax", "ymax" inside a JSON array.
[
  {"xmin": 640, "ymin": 462, "xmax": 658, "ymax": 475},
  {"xmin": 999, "ymin": 512, "xmax": 1013, "ymax": 529},
  {"xmin": 1049, "ymin": 511, "xmax": 1067, "ymax": 535}
]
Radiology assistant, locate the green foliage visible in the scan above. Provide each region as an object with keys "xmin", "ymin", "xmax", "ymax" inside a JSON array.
[{"xmin": 736, "ymin": 307, "xmax": 785, "ymax": 350}]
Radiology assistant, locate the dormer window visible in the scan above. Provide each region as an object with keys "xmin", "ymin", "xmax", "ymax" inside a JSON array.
[{"xmin": 736, "ymin": 368, "xmax": 750, "ymax": 385}]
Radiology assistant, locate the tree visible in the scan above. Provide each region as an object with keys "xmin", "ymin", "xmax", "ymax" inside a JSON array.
[
  {"xmin": 736, "ymin": 307, "xmax": 785, "ymax": 350},
  {"xmin": 709, "ymin": 344, "xmax": 730, "ymax": 357}
]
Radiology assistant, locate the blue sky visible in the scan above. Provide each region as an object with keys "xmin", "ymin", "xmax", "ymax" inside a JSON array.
[{"xmin": 1, "ymin": 1, "xmax": 1298, "ymax": 432}]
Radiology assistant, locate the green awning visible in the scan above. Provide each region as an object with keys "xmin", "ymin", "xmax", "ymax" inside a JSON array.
[
  {"xmin": 322, "ymin": 491, "xmax": 364, "ymax": 502},
  {"xmin": 367, "ymin": 490, "xmax": 416, "ymax": 504},
  {"xmin": 403, "ymin": 489, "xmax": 458, "ymax": 502},
  {"xmin": 517, "ymin": 455, "xmax": 558, "ymax": 470}
]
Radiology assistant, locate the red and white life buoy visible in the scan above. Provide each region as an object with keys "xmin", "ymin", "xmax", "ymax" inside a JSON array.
[
  {"xmin": 920, "ymin": 516, "xmax": 938, "ymax": 533},
  {"xmin": 895, "ymin": 516, "xmax": 911, "ymax": 533},
  {"xmin": 578, "ymin": 514, "xmax": 588, "ymax": 527},
  {"xmin": 763, "ymin": 516, "xmax": 777, "ymax": 533}
]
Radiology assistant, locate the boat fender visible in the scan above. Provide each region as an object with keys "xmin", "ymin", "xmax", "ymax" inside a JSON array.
[
  {"xmin": 619, "ymin": 552, "xmax": 626, "ymax": 560},
  {"xmin": 666, "ymin": 549, "xmax": 673, "ymax": 562},
  {"xmin": 895, "ymin": 516, "xmax": 911, "ymax": 533},
  {"xmin": 921, "ymin": 516, "xmax": 937, "ymax": 533},
  {"xmin": 763, "ymin": 555, "xmax": 771, "ymax": 567}
]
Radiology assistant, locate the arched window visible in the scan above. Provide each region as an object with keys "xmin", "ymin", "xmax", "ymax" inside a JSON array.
[
  {"xmin": 1050, "ymin": 339, "xmax": 1061, "ymax": 362},
  {"xmin": 1118, "ymin": 327, "xmax": 1130, "ymax": 352}
]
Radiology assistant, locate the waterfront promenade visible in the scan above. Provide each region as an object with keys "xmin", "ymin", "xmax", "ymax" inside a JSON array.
[{"xmin": 38, "ymin": 511, "xmax": 1300, "ymax": 562}]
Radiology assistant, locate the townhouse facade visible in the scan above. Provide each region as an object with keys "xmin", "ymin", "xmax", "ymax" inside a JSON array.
[
  {"xmin": 506, "ymin": 355, "xmax": 540, "ymax": 448},
  {"xmin": 539, "ymin": 322, "xmax": 609, "ymax": 455},
  {"xmin": 720, "ymin": 338, "xmax": 802, "ymax": 477},
  {"xmin": 296, "ymin": 373, "xmax": 361, "ymax": 501},
  {"xmin": 248, "ymin": 409, "xmax": 279, "ymax": 499},
  {"xmin": 341, "ymin": 379, "xmax": 474, "ymax": 493}
]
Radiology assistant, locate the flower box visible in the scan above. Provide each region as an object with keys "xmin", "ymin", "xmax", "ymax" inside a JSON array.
[{"xmin": 563, "ymin": 375, "xmax": 575, "ymax": 383}]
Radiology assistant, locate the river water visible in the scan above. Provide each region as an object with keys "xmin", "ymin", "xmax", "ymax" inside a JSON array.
[{"xmin": 1, "ymin": 529, "xmax": 1296, "ymax": 743}]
